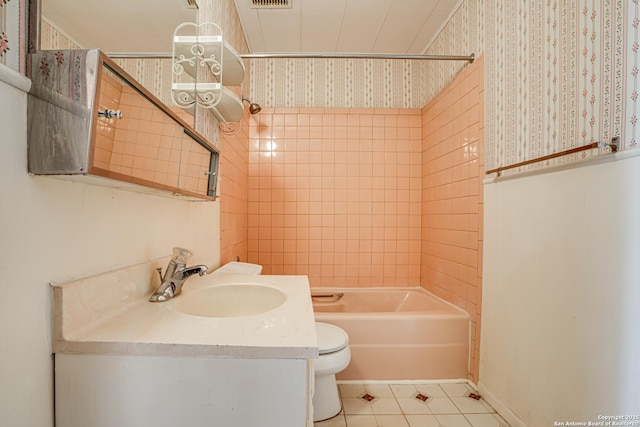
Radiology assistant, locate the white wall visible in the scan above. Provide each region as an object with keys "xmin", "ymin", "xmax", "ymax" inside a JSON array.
[
  {"xmin": 0, "ymin": 66, "xmax": 221, "ymax": 426},
  {"xmin": 480, "ymin": 156, "xmax": 640, "ymax": 426}
]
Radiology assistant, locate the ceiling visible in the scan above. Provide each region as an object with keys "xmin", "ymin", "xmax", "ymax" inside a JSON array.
[
  {"xmin": 42, "ymin": 0, "xmax": 198, "ymax": 54},
  {"xmin": 42, "ymin": 0, "xmax": 461, "ymax": 56},
  {"xmin": 233, "ymin": 0, "xmax": 462, "ymax": 54}
]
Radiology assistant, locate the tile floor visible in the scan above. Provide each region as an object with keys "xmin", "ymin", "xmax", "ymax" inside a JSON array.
[{"xmin": 314, "ymin": 382, "xmax": 510, "ymax": 427}]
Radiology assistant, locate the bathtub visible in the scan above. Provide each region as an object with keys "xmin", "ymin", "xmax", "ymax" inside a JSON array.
[{"xmin": 312, "ymin": 287, "xmax": 470, "ymax": 381}]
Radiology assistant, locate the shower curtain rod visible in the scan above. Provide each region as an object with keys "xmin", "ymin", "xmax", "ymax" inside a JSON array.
[
  {"xmin": 107, "ymin": 52, "xmax": 475, "ymax": 62},
  {"xmin": 240, "ymin": 52, "xmax": 475, "ymax": 62}
]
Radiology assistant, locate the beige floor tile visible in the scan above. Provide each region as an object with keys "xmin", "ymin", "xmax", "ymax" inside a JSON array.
[
  {"xmin": 342, "ymin": 397, "xmax": 374, "ymax": 415},
  {"xmin": 397, "ymin": 397, "xmax": 432, "ymax": 415},
  {"xmin": 364, "ymin": 383, "xmax": 394, "ymax": 397},
  {"xmin": 339, "ymin": 383, "xmax": 366, "ymax": 398},
  {"xmin": 465, "ymin": 413, "xmax": 510, "ymax": 427},
  {"xmin": 405, "ymin": 414, "xmax": 440, "ymax": 427},
  {"xmin": 345, "ymin": 415, "xmax": 378, "ymax": 427},
  {"xmin": 435, "ymin": 414, "xmax": 473, "ymax": 427},
  {"xmin": 440, "ymin": 383, "xmax": 473, "ymax": 397},
  {"xmin": 414, "ymin": 383, "xmax": 447, "ymax": 398},
  {"xmin": 426, "ymin": 397, "xmax": 461, "ymax": 414},
  {"xmin": 450, "ymin": 396, "xmax": 494, "ymax": 414},
  {"xmin": 375, "ymin": 415, "xmax": 410, "ymax": 427},
  {"xmin": 336, "ymin": 382, "xmax": 510, "ymax": 427},
  {"xmin": 370, "ymin": 397, "xmax": 402, "ymax": 415},
  {"xmin": 390, "ymin": 384, "xmax": 418, "ymax": 398}
]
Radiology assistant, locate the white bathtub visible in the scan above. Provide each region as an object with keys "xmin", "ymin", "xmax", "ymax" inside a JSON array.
[{"xmin": 312, "ymin": 287, "xmax": 470, "ymax": 380}]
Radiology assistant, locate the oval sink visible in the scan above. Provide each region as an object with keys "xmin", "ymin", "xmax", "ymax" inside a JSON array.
[{"xmin": 172, "ymin": 283, "xmax": 287, "ymax": 318}]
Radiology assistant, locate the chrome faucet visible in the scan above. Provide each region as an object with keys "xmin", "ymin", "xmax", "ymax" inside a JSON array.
[{"xmin": 149, "ymin": 247, "xmax": 208, "ymax": 302}]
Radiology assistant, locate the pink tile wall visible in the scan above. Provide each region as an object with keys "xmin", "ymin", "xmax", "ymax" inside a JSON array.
[
  {"xmin": 93, "ymin": 76, "xmax": 184, "ymax": 190},
  {"xmin": 179, "ymin": 136, "xmax": 212, "ymax": 195},
  {"xmin": 247, "ymin": 108, "xmax": 423, "ymax": 287},
  {"xmin": 113, "ymin": 86, "xmax": 183, "ymax": 187},
  {"xmin": 219, "ymin": 107, "xmax": 251, "ymax": 264},
  {"xmin": 421, "ymin": 55, "xmax": 484, "ymax": 382},
  {"xmin": 233, "ymin": 59, "xmax": 486, "ymax": 380},
  {"xmin": 93, "ymin": 72, "xmax": 121, "ymax": 171},
  {"xmin": 94, "ymin": 72, "xmax": 214, "ymax": 197}
]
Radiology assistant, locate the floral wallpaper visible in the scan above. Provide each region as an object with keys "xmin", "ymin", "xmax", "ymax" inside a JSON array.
[
  {"xmin": 0, "ymin": 0, "xmax": 24, "ymax": 72},
  {"xmin": 248, "ymin": 0, "xmax": 638, "ymax": 172},
  {"xmin": 424, "ymin": 0, "xmax": 484, "ymax": 104},
  {"xmin": 40, "ymin": 19, "xmax": 176, "ymax": 112},
  {"xmin": 485, "ymin": 0, "xmax": 631, "ymax": 175},
  {"xmin": 0, "ymin": 1, "xmax": 10, "ymax": 61},
  {"xmin": 39, "ymin": 17, "xmax": 81, "ymax": 50},
  {"xmin": 250, "ymin": 57, "xmax": 428, "ymax": 109},
  {"xmin": 248, "ymin": 2, "xmax": 483, "ymax": 109},
  {"xmin": 626, "ymin": 0, "xmax": 640, "ymax": 149}
]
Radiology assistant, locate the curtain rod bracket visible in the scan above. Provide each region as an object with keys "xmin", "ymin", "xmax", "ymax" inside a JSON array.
[{"xmin": 598, "ymin": 136, "xmax": 619, "ymax": 153}]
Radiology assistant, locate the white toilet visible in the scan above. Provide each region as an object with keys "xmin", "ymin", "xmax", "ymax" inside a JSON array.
[
  {"xmin": 313, "ymin": 322, "xmax": 352, "ymax": 421},
  {"xmin": 210, "ymin": 261, "xmax": 263, "ymax": 276},
  {"xmin": 212, "ymin": 261, "xmax": 351, "ymax": 422}
]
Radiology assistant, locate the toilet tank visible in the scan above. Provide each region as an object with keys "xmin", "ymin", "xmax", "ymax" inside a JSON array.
[{"xmin": 211, "ymin": 261, "xmax": 263, "ymax": 276}]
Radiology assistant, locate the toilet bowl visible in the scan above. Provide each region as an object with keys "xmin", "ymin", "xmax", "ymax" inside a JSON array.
[
  {"xmin": 312, "ymin": 322, "xmax": 351, "ymax": 422},
  {"xmin": 211, "ymin": 262, "xmax": 351, "ymax": 421}
]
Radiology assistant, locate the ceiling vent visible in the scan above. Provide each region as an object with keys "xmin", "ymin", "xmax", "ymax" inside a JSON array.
[{"xmin": 251, "ymin": 0, "xmax": 291, "ymax": 9}]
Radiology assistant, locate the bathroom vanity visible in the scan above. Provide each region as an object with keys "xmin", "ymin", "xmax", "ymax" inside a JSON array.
[{"xmin": 51, "ymin": 258, "xmax": 318, "ymax": 427}]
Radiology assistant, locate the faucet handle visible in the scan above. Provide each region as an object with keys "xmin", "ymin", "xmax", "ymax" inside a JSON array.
[{"xmin": 171, "ymin": 247, "xmax": 193, "ymax": 265}]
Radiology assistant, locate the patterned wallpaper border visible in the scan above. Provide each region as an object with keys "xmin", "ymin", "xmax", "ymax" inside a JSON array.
[{"xmin": 250, "ymin": 58, "xmax": 428, "ymax": 109}]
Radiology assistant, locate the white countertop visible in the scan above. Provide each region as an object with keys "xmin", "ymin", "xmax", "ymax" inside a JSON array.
[{"xmin": 52, "ymin": 260, "xmax": 319, "ymax": 359}]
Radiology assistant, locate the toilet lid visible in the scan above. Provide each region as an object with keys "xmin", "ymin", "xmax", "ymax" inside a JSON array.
[{"xmin": 316, "ymin": 322, "xmax": 349, "ymax": 355}]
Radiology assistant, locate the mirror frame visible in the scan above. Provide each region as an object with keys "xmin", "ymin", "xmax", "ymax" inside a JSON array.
[{"xmin": 24, "ymin": 0, "xmax": 220, "ymax": 200}]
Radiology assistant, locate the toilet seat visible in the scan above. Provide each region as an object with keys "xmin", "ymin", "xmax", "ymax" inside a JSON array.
[{"xmin": 316, "ymin": 322, "xmax": 349, "ymax": 355}]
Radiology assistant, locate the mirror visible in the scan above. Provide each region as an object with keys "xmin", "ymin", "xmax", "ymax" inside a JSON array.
[
  {"xmin": 94, "ymin": 66, "xmax": 184, "ymax": 189},
  {"xmin": 27, "ymin": 48, "xmax": 219, "ymax": 200},
  {"xmin": 93, "ymin": 58, "xmax": 218, "ymax": 198}
]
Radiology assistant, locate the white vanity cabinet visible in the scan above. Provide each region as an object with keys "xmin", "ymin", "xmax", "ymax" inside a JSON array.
[
  {"xmin": 55, "ymin": 354, "xmax": 312, "ymax": 427},
  {"xmin": 51, "ymin": 260, "xmax": 318, "ymax": 427}
]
